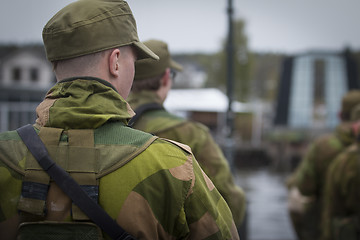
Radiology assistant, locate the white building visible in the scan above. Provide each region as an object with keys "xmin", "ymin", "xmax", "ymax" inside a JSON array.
[{"xmin": 0, "ymin": 45, "xmax": 54, "ymax": 132}]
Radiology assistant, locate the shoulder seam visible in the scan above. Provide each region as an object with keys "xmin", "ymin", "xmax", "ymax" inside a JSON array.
[{"xmin": 160, "ymin": 138, "xmax": 193, "ymax": 155}]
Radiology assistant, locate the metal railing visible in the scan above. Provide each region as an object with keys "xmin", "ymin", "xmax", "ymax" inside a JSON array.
[{"xmin": 0, "ymin": 102, "xmax": 39, "ymax": 132}]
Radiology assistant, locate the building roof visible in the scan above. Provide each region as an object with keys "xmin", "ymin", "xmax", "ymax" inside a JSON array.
[{"xmin": 0, "ymin": 44, "xmax": 46, "ymax": 62}]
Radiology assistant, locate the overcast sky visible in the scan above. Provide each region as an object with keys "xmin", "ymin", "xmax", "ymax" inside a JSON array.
[{"xmin": 0, "ymin": 0, "xmax": 359, "ymax": 54}]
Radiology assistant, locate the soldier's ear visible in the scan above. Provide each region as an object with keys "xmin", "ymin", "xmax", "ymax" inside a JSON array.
[
  {"xmin": 351, "ymin": 121, "xmax": 360, "ymax": 138},
  {"xmin": 109, "ymin": 49, "xmax": 120, "ymax": 78},
  {"xmin": 161, "ymin": 68, "xmax": 171, "ymax": 87}
]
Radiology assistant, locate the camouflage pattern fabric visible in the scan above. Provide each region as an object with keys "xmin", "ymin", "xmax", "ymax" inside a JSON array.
[
  {"xmin": 0, "ymin": 78, "xmax": 239, "ymax": 240},
  {"xmin": 127, "ymin": 90, "xmax": 246, "ymax": 227},
  {"xmin": 321, "ymin": 142, "xmax": 360, "ymax": 240},
  {"xmin": 287, "ymin": 122, "xmax": 355, "ymax": 240}
]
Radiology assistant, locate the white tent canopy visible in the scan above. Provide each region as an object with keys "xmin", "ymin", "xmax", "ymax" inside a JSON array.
[
  {"xmin": 164, "ymin": 88, "xmax": 267, "ymax": 146},
  {"xmin": 164, "ymin": 88, "xmax": 254, "ymax": 113}
]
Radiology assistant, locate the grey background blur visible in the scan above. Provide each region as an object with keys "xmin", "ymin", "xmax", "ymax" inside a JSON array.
[{"xmin": 0, "ymin": 0, "xmax": 359, "ymax": 54}]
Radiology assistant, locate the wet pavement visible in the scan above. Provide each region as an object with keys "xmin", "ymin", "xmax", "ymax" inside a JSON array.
[{"xmin": 235, "ymin": 167, "xmax": 297, "ymax": 240}]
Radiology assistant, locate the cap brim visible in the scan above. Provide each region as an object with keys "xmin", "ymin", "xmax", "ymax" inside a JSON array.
[
  {"xmin": 133, "ymin": 41, "xmax": 159, "ymax": 60},
  {"xmin": 170, "ymin": 59, "xmax": 183, "ymax": 72}
]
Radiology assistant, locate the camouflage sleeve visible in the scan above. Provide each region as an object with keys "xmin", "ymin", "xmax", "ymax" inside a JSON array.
[
  {"xmin": 321, "ymin": 144, "xmax": 359, "ymax": 240},
  {"xmin": 293, "ymin": 134, "xmax": 343, "ymax": 197},
  {"xmin": 292, "ymin": 141, "xmax": 320, "ymax": 196},
  {"xmin": 321, "ymin": 154, "xmax": 340, "ymax": 240},
  {"xmin": 0, "ymin": 150, "xmax": 24, "ymax": 239},
  {"xmin": 0, "ymin": 132, "xmax": 24, "ymax": 222},
  {"xmin": 184, "ymin": 155, "xmax": 239, "ymax": 240},
  {"xmin": 160, "ymin": 121, "xmax": 246, "ymax": 227}
]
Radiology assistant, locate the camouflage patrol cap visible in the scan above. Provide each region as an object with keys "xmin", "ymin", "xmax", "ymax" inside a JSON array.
[
  {"xmin": 42, "ymin": 0, "xmax": 159, "ymax": 62},
  {"xmin": 341, "ymin": 90, "xmax": 360, "ymax": 118},
  {"xmin": 134, "ymin": 39, "xmax": 183, "ymax": 80}
]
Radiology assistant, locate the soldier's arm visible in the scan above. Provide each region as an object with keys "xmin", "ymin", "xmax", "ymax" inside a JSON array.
[
  {"xmin": 184, "ymin": 156, "xmax": 239, "ymax": 240},
  {"xmin": 161, "ymin": 122, "xmax": 246, "ymax": 227},
  {"xmin": 321, "ymin": 152, "xmax": 343, "ymax": 240},
  {"xmin": 0, "ymin": 146, "xmax": 24, "ymax": 240},
  {"xmin": 292, "ymin": 141, "xmax": 319, "ymax": 196},
  {"xmin": 194, "ymin": 124, "xmax": 246, "ymax": 227}
]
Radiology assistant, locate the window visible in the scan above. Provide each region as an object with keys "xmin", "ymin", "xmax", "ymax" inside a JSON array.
[
  {"xmin": 325, "ymin": 56, "xmax": 347, "ymax": 128},
  {"xmin": 313, "ymin": 59, "xmax": 325, "ymax": 104},
  {"xmin": 12, "ymin": 67, "xmax": 21, "ymax": 81},
  {"xmin": 288, "ymin": 56, "xmax": 314, "ymax": 128},
  {"xmin": 30, "ymin": 68, "xmax": 39, "ymax": 82},
  {"xmin": 313, "ymin": 59, "xmax": 326, "ymax": 125}
]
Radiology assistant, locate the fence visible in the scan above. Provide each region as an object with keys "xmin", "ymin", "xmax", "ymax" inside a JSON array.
[{"xmin": 0, "ymin": 102, "xmax": 39, "ymax": 132}]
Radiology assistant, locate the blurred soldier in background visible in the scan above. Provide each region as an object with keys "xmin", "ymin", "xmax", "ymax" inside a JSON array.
[
  {"xmin": 127, "ymin": 39, "xmax": 247, "ymax": 230},
  {"xmin": 287, "ymin": 90, "xmax": 360, "ymax": 240},
  {"xmin": 321, "ymin": 103, "xmax": 360, "ymax": 240}
]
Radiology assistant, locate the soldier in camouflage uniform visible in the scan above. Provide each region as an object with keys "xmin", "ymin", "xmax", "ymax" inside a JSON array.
[
  {"xmin": 0, "ymin": 1, "xmax": 239, "ymax": 239},
  {"xmin": 127, "ymin": 39, "xmax": 246, "ymax": 229},
  {"xmin": 287, "ymin": 90, "xmax": 360, "ymax": 240},
  {"xmin": 321, "ymin": 104, "xmax": 360, "ymax": 240}
]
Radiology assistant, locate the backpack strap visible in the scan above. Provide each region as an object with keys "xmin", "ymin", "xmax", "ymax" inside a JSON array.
[
  {"xmin": 128, "ymin": 102, "xmax": 164, "ymax": 127},
  {"xmin": 17, "ymin": 124, "xmax": 135, "ymax": 240}
]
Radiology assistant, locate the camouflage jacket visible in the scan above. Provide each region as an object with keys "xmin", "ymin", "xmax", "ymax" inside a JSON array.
[
  {"xmin": 292, "ymin": 122, "xmax": 355, "ymax": 197},
  {"xmin": 128, "ymin": 90, "xmax": 246, "ymax": 227},
  {"xmin": 0, "ymin": 78, "xmax": 239, "ymax": 240},
  {"xmin": 321, "ymin": 143, "xmax": 360, "ymax": 240},
  {"xmin": 288, "ymin": 122, "xmax": 355, "ymax": 239}
]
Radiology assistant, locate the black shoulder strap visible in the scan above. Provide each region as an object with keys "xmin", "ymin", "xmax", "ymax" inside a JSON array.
[
  {"xmin": 16, "ymin": 124, "xmax": 136, "ymax": 240},
  {"xmin": 128, "ymin": 102, "xmax": 164, "ymax": 127}
]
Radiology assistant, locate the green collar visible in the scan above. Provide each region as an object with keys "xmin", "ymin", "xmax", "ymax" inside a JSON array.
[
  {"xmin": 58, "ymin": 76, "xmax": 118, "ymax": 92},
  {"xmin": 36, "ymin": 77, "xmax": 135, "ymax": 130},
  {"xmin": 127, "ymin": 90, "xmax": 163, "ymax": 110}
]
